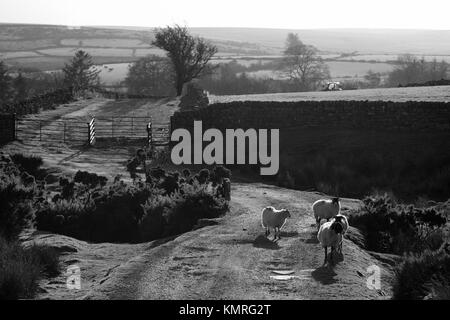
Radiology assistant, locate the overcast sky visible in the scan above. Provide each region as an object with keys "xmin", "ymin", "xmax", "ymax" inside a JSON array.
[{"xmin": 1, "ymin": 0, "xmax": 449, "ymax": 30}]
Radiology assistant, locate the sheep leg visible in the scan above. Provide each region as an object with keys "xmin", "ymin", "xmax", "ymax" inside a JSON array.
[
  {"xmin": 330, "ymin": 247, "xmax": 335, "ymax": 264},
  {"xmin": 323, "ymin": 247, "xmax": 328, "ymax": 265},
  {"xmin": 273, "ymin": 227, "xmax": 278, "ymax": 241},
  {"xmin": 265, "ymin": 227, "xmax": 269, "ymax": 237}
]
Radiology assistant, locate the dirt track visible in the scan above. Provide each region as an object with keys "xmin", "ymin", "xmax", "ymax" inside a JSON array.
[{"xmin": 85, "ymin": 183, "xmax": 393, "ymax": 300}]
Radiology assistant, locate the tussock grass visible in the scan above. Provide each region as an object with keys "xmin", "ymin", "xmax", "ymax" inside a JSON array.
[{"xmin": 0, "ymin": 237, "xmax": 60, "ymax": 300}]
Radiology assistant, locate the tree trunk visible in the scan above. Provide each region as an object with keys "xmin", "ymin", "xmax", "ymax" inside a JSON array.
[{"xmin": 176, "ymin": 79, "xmax": 184, "ymax": 96}]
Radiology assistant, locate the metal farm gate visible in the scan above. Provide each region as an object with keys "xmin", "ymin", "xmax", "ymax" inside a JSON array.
[{"xmin": 15, "ymin": 116, "xmax": 170, "ymax": 148}]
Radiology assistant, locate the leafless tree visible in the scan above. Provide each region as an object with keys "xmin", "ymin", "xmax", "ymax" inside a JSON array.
[
  {"xmin": 283, "ymin": 33, "xmax": 330, "ymax": 91},
  {"xmin": 153, "ymin": 25, "xmax": 217, "ymax": 96}
]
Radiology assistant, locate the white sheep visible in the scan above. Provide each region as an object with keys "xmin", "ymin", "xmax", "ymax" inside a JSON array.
[
  {"xmin": 317, "ymin": 219, "xmax": 344, "ymax": 265},
  {"xmin": 332, "ymin": 214, "xmax": 348, "ymax": 253},
  {"xmin": 261, "ymin": 206, "xmax": 291, "ymax": 240},
  {"xmin": 312, "ymin": 197, "xmax": 341, "ymax": 230}
]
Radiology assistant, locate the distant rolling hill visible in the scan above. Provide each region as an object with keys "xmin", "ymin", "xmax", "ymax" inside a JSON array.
[
  {"xmin": 0, "ymin": 24, "xmax": 274, "ymax": 71},
  {"xmin": 189, "ymin": 28, "xmax": 450, "ymax": 55},
  {"xmin": 1, "ymin": 24, "xmax": 449, "ymax": 85},
  {"xmin": 97, "ymin": 26, "xmax": 450, "ymax": 55}
]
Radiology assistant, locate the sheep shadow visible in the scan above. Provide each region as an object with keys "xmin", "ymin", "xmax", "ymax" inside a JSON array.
[
  {"xmin": 311, "ymin": 266, "xmax": 338, "ymax": 285},
  {"xmin": 253, "ymin": 235, "xmax": 280, "ymax": 250},
  {"xmin": 305, "ymin": 232, "xmax": 319, "ymax": 244},
  {"xmin": 279, "ymin": 231, "xmax": 299, "ymax": 238}
]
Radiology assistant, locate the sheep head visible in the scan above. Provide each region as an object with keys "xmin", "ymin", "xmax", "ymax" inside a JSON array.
[
  {"xmin": 281, "ymin": 209, "xmax": 291, "ymax": 218},
  {"xmin": 331, "ymin": 220, "xmax": 344, "ymax": 234},
  {"xmin": 332, "ymin": 197, "xmax": 340, "ymax": 204}
]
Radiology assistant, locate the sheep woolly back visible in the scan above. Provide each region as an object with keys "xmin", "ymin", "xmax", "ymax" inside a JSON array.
[
  {"xmin": 312, "ymin": 199, "xmax": 341, "ymax": 220},
  {"xmin": 261, "ymin": 206, "xmax": 290, "ymax": 228}
]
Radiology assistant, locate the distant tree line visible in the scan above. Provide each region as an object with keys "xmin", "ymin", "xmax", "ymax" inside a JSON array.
[
  {"xmin": 0, "ymin": 49, "xmax": 101, "ymax": 113},
  {"xmin": 1, "ymin": 61, "xmax": 63, "ymax": 111},
  {"xmin": 387, "ymin": 54, "xmax": 449, "ymax": 87},
  {"xmin": 125, "ymin": 55, "xmax": 175, "ymax": 96},
  {"xmin": 197, "ymin": 63, "xmax": 298, "ymax": 95}
]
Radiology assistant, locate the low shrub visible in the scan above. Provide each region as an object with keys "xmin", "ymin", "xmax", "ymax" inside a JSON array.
[
  {"xmin": 140, "ymin": 182, "xmax": 228, "ymax": 240},
  {"xmin": 0, "ymin": 236, "xmax": 60, "ymax": 300},
  {"xmin": 10, "ymin": 153, "xmax": 44, "ymax": 178},
  {"xmin": 425, "ymin": 278, "xmax": 450, "ymax": 300},
  {"xmin": 348, "ymin": 194, "xmax": 447, "ymax": 254},
  {"xmin": 36, "ymin": 166, "xmax": 231, "ymax": 243},
  {"xmin": 139, "ymin": 194, "xmax": 173, "ymax": 241},
  {"xmin": 393, "ymin": 244, "xmax": 450, "ymax": 299},
  {"xmin": 36, "ymin": 179, "xmax": 161, "ymax": 243},
  {"xmin": 0, "ymin": 163, "xmax": 38, "ymax": 241},
  {"xmin": 73, "ymin": 170, "xmax": 108, "ymax": 188},
  {"xmin": 25, "ymin": 244, "xmax": 61, "ymax": 277}
]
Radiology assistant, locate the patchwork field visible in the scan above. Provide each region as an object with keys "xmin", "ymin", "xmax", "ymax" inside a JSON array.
[
  {"xmin": 60, "ymin": 38, "xmax": 149, "ymax": 47},
  {"xmin": 3, "ymin": 24, "xmax": 449, "ymax": 85},
  {"xmin": 0, "ymin": 24, "xmax": 276, "ymax": 71},
  {"xmin": 37, "ymin": 47, "xmax": 134, "ymax": 57},
  {"xmin": 87, "ymin": 58, "xmax": 396, "ymax": 86},
  {"xmin": 96, "ymin": 58, "xmax": 276, "ymax": 85}
]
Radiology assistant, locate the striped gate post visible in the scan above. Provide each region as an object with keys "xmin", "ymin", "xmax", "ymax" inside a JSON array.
[{"xmin": 87, "ymin": 117, "xmax": 96, "ymax": 146}]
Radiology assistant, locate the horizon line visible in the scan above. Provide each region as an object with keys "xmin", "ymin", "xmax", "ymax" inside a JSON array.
[{"xmin": 1, "ymin": 22, "xmax": 450, "ymax": 31}]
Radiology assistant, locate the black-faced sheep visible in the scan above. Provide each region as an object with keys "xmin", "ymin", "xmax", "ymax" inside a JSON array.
[
  {"xmin": 317, "ymin": 219, "xmax": 344, "ymax": 265},
  {"xmin": 331, "ymin": 214, "xmax": 348, "ymax": 253}
]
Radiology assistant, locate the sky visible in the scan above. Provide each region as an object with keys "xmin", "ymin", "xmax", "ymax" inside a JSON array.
[{"xmin": 0, "ymin": 0, "xmax": 449, "ymax": 30}]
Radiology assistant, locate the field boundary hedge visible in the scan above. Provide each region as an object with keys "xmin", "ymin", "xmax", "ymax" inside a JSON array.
[{"xmin": 0, "ymin": 88, "xmax": 74, "ymax": 116}]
